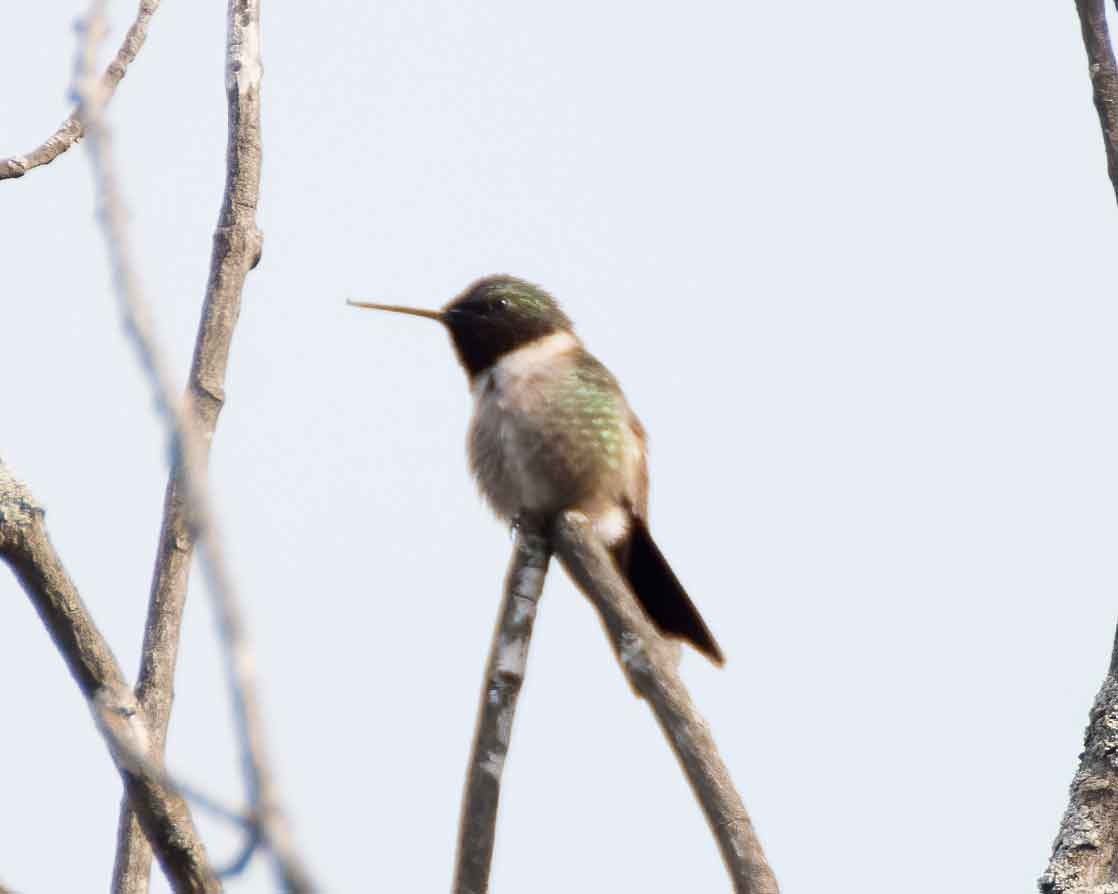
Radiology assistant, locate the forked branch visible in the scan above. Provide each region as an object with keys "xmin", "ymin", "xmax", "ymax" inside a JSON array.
[{"xmin": 453, "ymin": 512, "xmax": 777, "ymax": 893}]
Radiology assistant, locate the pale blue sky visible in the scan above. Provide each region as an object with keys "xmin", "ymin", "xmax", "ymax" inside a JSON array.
[{"xmin": 3, "ymin": 1, "xmax": 1117, "ymax": 891}]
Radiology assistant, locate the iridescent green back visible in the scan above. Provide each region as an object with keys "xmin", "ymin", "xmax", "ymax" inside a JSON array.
[{"xmin": 551, "ymin": 352, "xmax": 628, "ymax": 472}]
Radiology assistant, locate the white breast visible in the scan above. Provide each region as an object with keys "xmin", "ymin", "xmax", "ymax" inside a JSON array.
[
  {"xmin": 487, "ymin": 331, "xmax": 579, "ymax": 391},
  {"xmin": 469, "ymin": 331, "xmax": 580, "ymax": 517}
]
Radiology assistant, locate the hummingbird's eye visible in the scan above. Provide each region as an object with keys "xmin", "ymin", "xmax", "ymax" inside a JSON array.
[{"xmin": 497, "ymin": 298, "xmax": 510, "ymax": 310}]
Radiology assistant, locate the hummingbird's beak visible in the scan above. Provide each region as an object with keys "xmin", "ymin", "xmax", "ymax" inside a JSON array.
[{"xmin": 346, "ymin": 300, "xmax": 445, "ymax": 322}]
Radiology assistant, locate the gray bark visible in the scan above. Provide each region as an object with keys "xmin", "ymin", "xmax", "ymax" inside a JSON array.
[
  {"xmin": 1040, "ymin": 645, "xmax": 1118, "ymax": 893},
  {"xmin": 0, "ymin": 0, "xmax": 160, "ymax": 181},
  {"xmin": 553, "ymin": 511, "xmax": 779, "ymax": 894},
  {"xmin": 1039, "ymin": 5, "xmax": 1118, "ymax": 890},
  {"xmin": 1075, "ymin": 0, "xmax": 1118, "ymax": 205},
  {"xmin": 0, "ymin": 462, "xmax": 221, "ymax": 894},
  {"xmin": 453, "ymin": 529, "xmax": 551, "ymax": 894}
]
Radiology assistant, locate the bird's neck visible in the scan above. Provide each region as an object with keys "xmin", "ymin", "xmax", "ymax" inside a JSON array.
[
  {"xmin": 468, "ymin": 329, "xmax": 580, "ymax": 392},
  {"xmin": 484, "ymin": 330, "xmax": 579, "ymax": 383}
]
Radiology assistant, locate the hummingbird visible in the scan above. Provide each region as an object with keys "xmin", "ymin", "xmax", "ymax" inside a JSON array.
[{"xmin": 349, "ymin": 275, "xmax": 723, "ymax": 664}]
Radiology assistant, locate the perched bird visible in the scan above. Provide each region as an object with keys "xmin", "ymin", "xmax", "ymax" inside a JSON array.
[{"xmin": 349, "ymin": 275, "xmax": 723, "ymax": 664}]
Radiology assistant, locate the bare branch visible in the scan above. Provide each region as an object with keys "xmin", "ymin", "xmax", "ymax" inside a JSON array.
[
  {"xmin": 1075, "ymin": 0, "xmax": 1118, "ymax": 204},
  {"xmin": 62, "ymin": 2, "xmax": 310, "ymax": 890},
  {"xmin": 0, "ymin": 461, "xmax": 221, "ymax": 894},
  {"xmin": 553, "ymin": 511, "xmax": 779, "ymax": 894},
  {"xmin": 0, "ymin": 0, "xmax": 160, "ymax": 181},
  {"xmin": 453, "ymin": 528, "xmax": 551, "ymax": 894},
  {"xmin": 1038, "ymin": 7, "xmax": 1118, "ymax": 891}
]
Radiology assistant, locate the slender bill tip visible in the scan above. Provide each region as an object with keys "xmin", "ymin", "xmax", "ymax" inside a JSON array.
[{"xmin": 346, "ymin": 299, "xmax": 444, "ymax": 321}]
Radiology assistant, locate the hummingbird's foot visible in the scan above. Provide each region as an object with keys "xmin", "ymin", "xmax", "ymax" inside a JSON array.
[{"xmin": 510, "ymin": 510, "xmax": 547, "ymax": 538}]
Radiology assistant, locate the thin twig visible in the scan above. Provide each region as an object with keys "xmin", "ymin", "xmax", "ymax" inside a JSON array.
[
  {"xmin": 453, "ymin": 528, "xmax": 551, "ymax": 894},
  {"xmin": 64, "ymin": 2, "xmax": 310, "ymax": 890},
  {"xmin": 0, "ymin": 461, "xmax": 221, "ymax": 894},
  {"xmin": 217, "ymin": 826, "xmax": 263, "ymax": 880},
  {"xmin": 553, "ymin": 511, "xmax": 779, "ymax": 894},
  {"xmin": 0, "ymin": 0, "xmax": 160, "ymax": 181},
  {"xmin": 1075, "ymin": 0, "xmax": 1118, "ymax": 204}
]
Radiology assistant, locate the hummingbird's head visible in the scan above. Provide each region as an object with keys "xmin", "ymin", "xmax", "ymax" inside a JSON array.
[
  {"xmin": 441, "ymin": 275, "xmax": 573, "ymax": 377},
  {"xmin": 349, "ymin": 275, "xmax": 574, "ymax": 379}
]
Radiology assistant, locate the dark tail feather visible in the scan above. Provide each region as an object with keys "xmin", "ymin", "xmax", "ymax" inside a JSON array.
[{"xmin": 612, "ymin": 517, "xmax": 725, "ymax": 665}]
